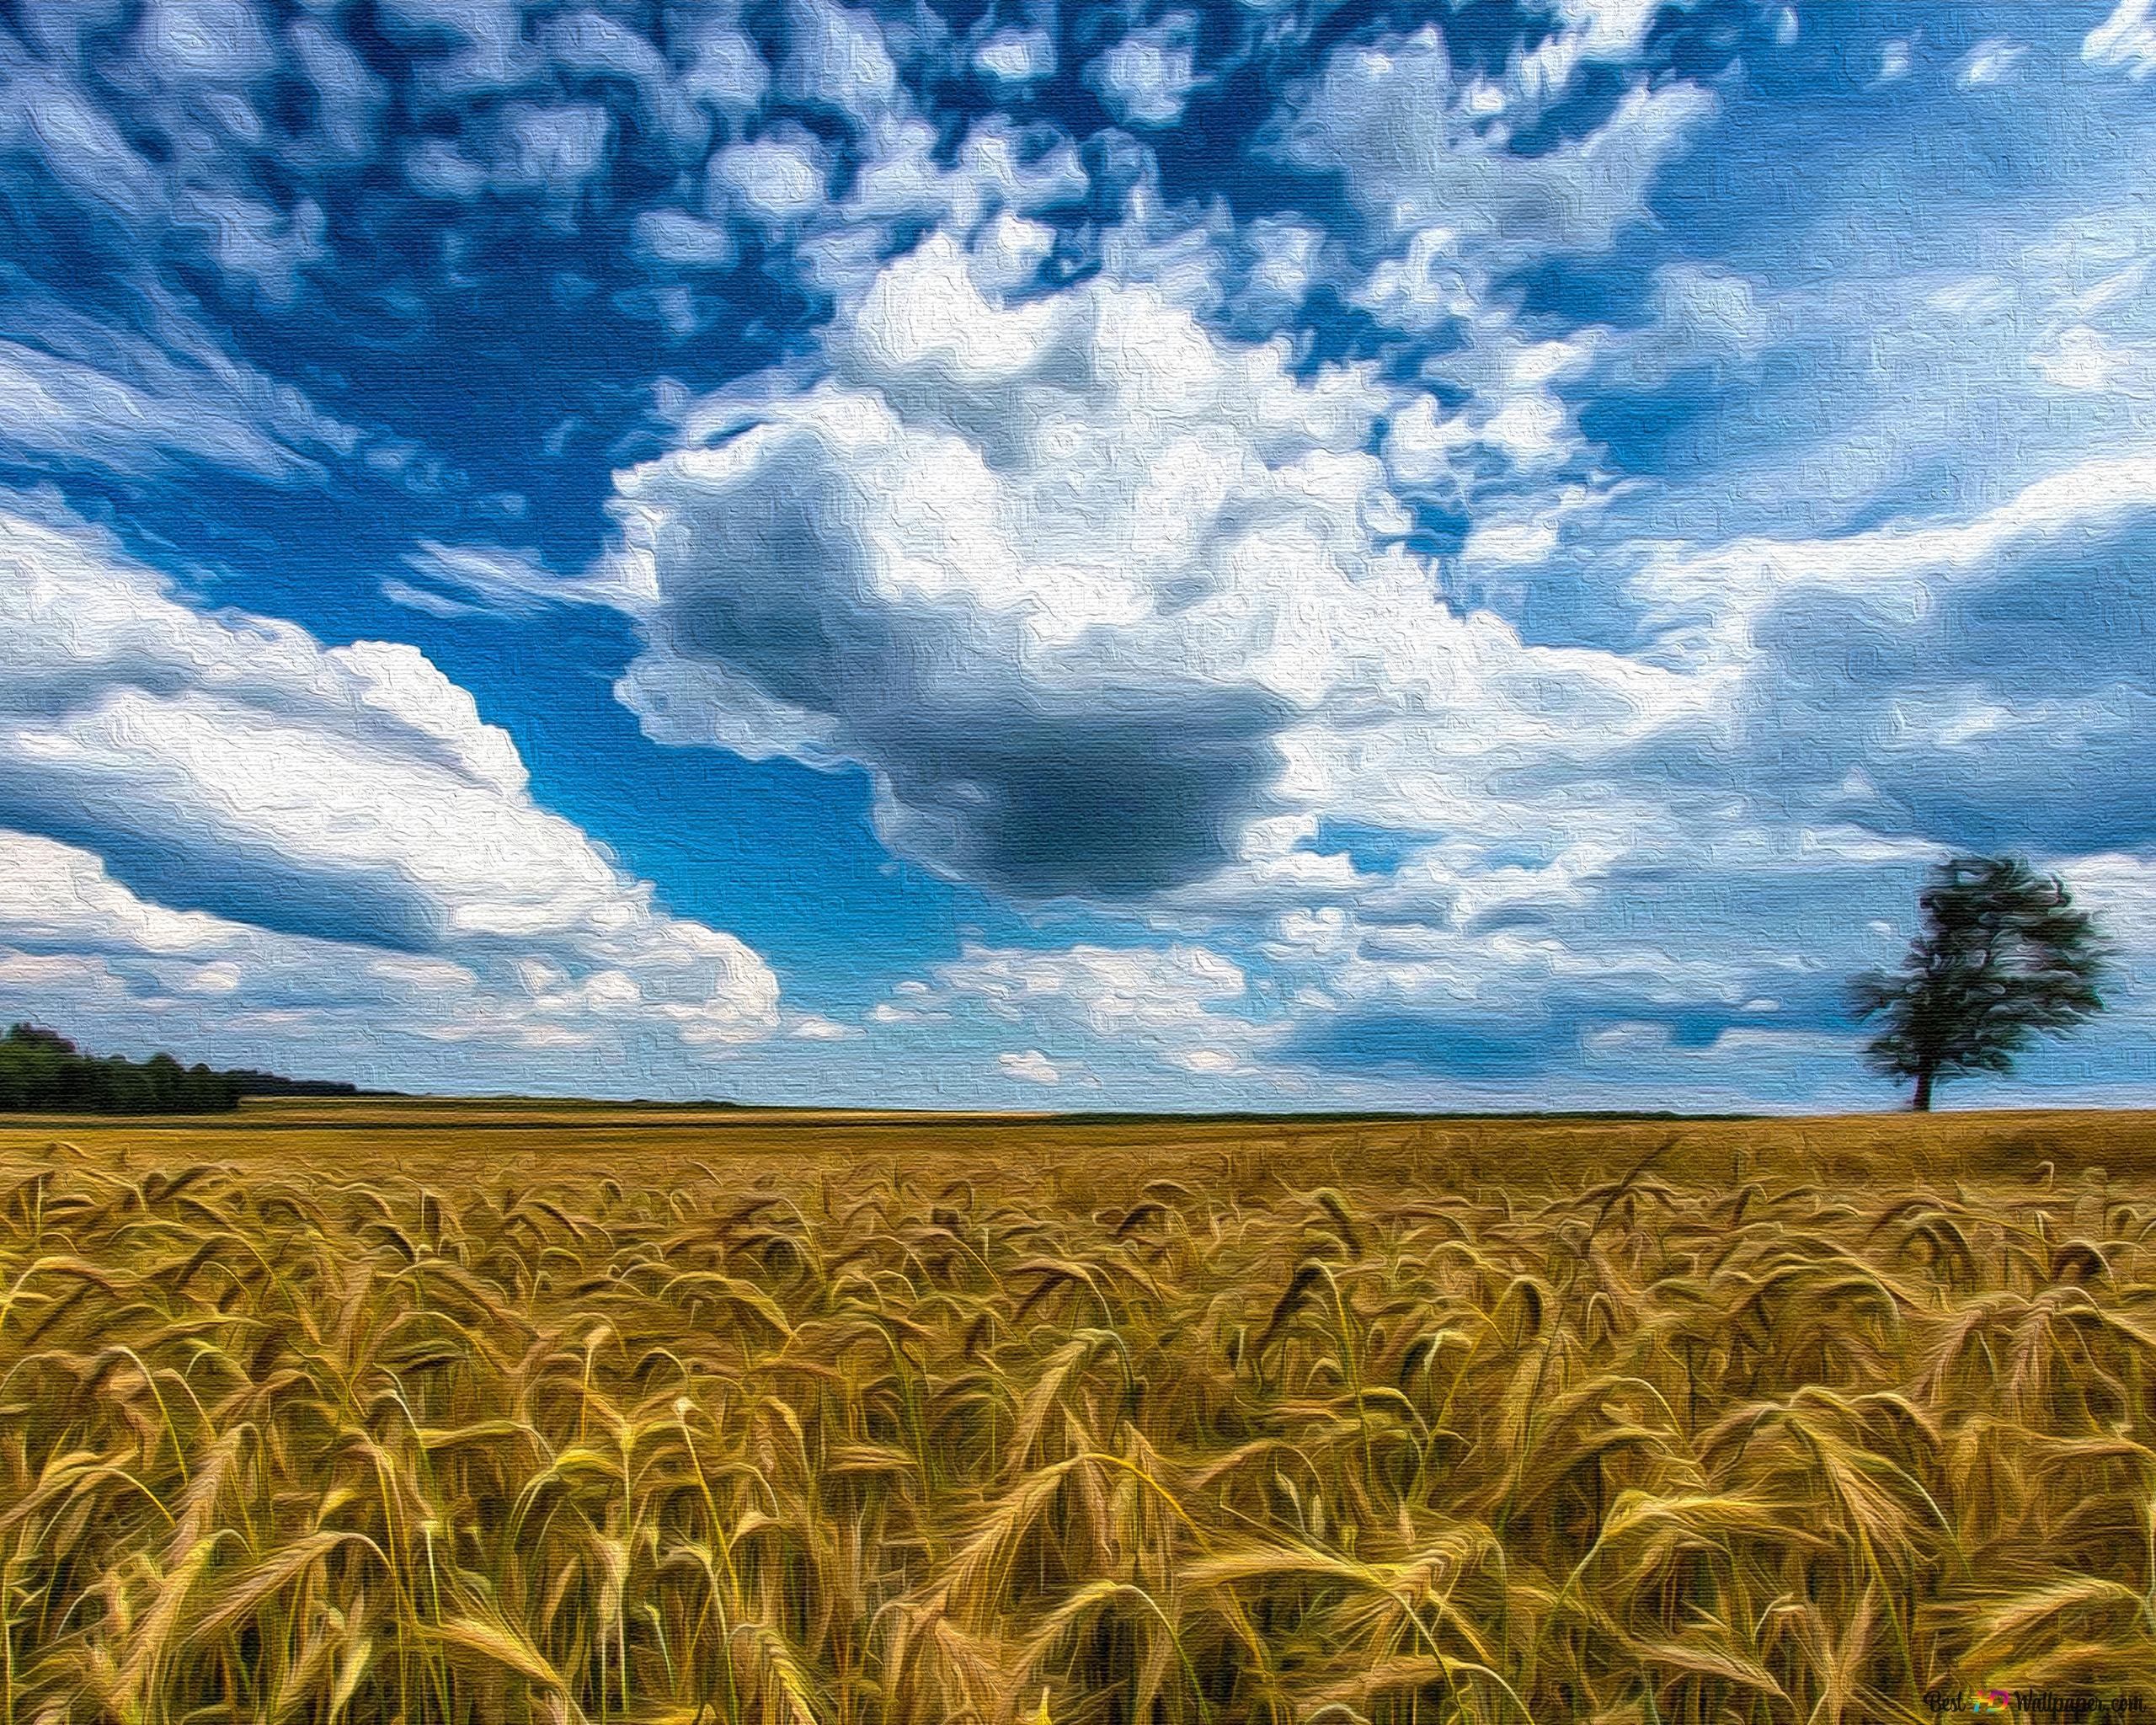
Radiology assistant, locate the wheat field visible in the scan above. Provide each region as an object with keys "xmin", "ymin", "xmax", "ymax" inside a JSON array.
[{"xmin": 1, "ymin": 1103, "xmax": 2153, "ymax": 1723}]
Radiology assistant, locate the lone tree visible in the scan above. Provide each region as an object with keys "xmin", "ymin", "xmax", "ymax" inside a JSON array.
[{"xmin": 1850, "ymin": 855, "xmax": 2109, "ymax": 1111}]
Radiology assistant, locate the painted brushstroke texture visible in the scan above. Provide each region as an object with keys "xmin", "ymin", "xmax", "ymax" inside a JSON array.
[{"xmin": 1, "ymin": 0, "xmax": 2153, "ymax": 1107}]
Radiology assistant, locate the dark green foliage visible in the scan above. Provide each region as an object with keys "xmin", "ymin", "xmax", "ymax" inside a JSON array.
[
  {"xmin": 216, "ymin": 1069, "xmax": 369, "ymax": 1098},
  {"xmin": 0, "ymin": 1022, "xmax": 358, "ymax": 1113},
  {"xmin": 1850, "ymin": 855, "xmax": 2109, "ymax": 1110}
]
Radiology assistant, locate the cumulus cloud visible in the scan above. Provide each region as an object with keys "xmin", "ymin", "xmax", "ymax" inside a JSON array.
[
  {"xmin": 997, "ymin": 1048, "xmax": 1061, "ymax": 1084},
  {"xmin": 602, "ymin": 231, "xmax": 1689, "ymax": 906},
  {"xmin": 710, "ymin": 131, "xmax": 830, "ymax": 227},
  {"xmin": 1087, "ymin": 17, "xmax": 1203, "ymax": 128},
  {"xmin": 0, "ymin": 506, "xmax": 780, "ymax": 1071},
  {"xmin": 975, "ymin": 27, "xmax": 1056, "ymax": 90}
]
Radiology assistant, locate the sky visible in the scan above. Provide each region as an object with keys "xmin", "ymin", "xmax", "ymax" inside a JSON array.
[{"xmin": 4, "ymin": 0, "xmax": 2156, "ymax": 1110}]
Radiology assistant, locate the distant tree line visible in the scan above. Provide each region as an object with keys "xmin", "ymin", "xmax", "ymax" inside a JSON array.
[{"xmin": 0, "ymin": 1023, "xmax": 360, "ymax": 1114}]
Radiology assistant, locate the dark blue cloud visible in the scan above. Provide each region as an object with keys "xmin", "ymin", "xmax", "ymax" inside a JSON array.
[{"xmin": 868, "ymin": 688, "xmax": 1295, "ymax": 900}]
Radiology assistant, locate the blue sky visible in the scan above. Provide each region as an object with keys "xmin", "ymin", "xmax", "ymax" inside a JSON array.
[{"xmin": 4, "ymin": 0, "xmax": 2156, "ymax": 1109}]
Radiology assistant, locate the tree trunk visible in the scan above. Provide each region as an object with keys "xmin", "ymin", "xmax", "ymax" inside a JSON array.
[{"xmin": 1911, "ymin": 1064, "xmax": 1935, "ymax": 1112}]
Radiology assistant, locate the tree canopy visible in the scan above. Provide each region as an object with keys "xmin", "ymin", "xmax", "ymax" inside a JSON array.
[
  {"xmin": 1849, "ymin": 856, "xmax": 2109, "ymax": 1111},
  {"xmin": 0, "ymin": 1023, "xmax": 359, "ymax": 1114}
]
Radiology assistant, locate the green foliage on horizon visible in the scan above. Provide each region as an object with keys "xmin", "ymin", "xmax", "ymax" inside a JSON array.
[{"xmin": 0, "ymin": 1021, "xmax": 356, "ymax": 1113}]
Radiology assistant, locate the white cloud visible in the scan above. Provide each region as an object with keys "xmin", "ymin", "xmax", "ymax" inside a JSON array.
[
  {"xmin": 1087, "ymin": 17, "xmax": 1201, "ymax": 129},
  {"xmin": 1166, "ymin": 1046, "xmax": 1245, "ymax": 1076},
  {"xmin": 780, "ymin": 0, "xmax": 899, "ymax": 121},
  {"xmin": 0, "ymin": 289, "xmax": 411, "ymax": 489},
  {"xmin": 498, "ymin": 101, "xmax": 614, "ymax": 195},
  {"xmin": 1956, "ymin": 39, "xmax": 2029, "ymax": 88},
  {"xmin": 1273, "ymin": 26, "xmax": 1715, "ymax": 262},
  {"xmin": 676, "ymin": 15, "xmax": 770, "ymax": 119},
  {"xmin": 1601, "ymin": 262, "xmax": 1771, "ymax": 389},
  {"xmin": 140, "ymin": 0, "xmax": 277, "ymax": 81},
  {"xmin": 0, "ymin": 339, "xmax": 327, "ymax": 483},
  {"xmin": 2088, "ymin": 1, "xmax": 2156, "ymax": 77},
  {"xmin": 378, "ymin": 579, "xmax": 480, "ymax": 619},
  {"xmin": 174, "ymin": 190, "xmax": 327, "ymax": 308},
  {"xmin": 389, "ymin": 541, "xmax": 617, "ymax": 617},
  {"xmin": 602, "ymin": 231, "xmax": 1695, "ymax": 905},
  {"xmin": 930, "ymin": 941, "xmax": 1251, "ymax": 1038},
  {"xmin": 632, "ymin": 208, "xmax": 739, "ymax": 270},
  {"xmin": 974, "ymin": 28, "xmax": 1055, "ymax": 89},
  {"xmin": 1631, "ymin": 451, "xmax": 2156, "ymax": 654},
  {"xmin": 1460, "ymin": 519, "xmax": 1560, "ymax": 567},
  {"xmin": 0, "ymin": 507, "xmax": 781, "ymax": 1075},
  {"xmin": 403, "ymin": 101, "xmax": 616, "ymax": 206},
  {"xmin": 810, "ymin": 115, "xmax": 1089, "ymax": 293},
  {"xmin": 1262, "ymin": 22, "xmax": 1721, "ymax": 556},
  {"xmin": 710, "ymin": 131, "xmax": 830, "ymax": 227},
  {"xmin": 1240, "ymin": 216, "xmax": 1325, "ymax": 307},
  {"xmin": 0, "ymin": 820, "xmax": 783, "ymax": 1084},
  {"xmin": 850, "ymin": 937, "xmax": 1302, "ymax": 1101},
  {"xmin": 1625, "ymin": 450, "xmax": 2156, "ymax": 852},
  {"xmin": 2030, "ymin": 323, "xmax": 2156, "ymax": 393},
  {"xmin": 1610, "ymin": 199, "xmax": 2156, "ymax": 548},
  {"xmin": 997, "ymin": 1048, "xmax": 1060, "ymax": 1084},
  {"xmin": 787, "ymin": 1013, "xmax": 861, "ymax": 1041},
  {"xmin": 842, "ymin": 824, "xmax": 1954, "ymax": 1109}
]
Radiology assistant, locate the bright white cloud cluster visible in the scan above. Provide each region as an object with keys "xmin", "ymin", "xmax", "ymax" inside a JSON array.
[
  {"xmin": 597, "ymin": 150, "xmax": 2156, "ymax": 1105},
  {"xmin": 1261, "ymin": 19, "xmax": 1723, "ymax": 565},
  {"xmin": 0, "ymin": 507, "xmax": 779, "ymax": 1078},
  {"xmin": 604, "ymin": 232, "xmax": 1692, "ymax": 912},
  {"xmin": 867, "ymin": 938, "xmax": 1289, "ymax": 1098}
]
